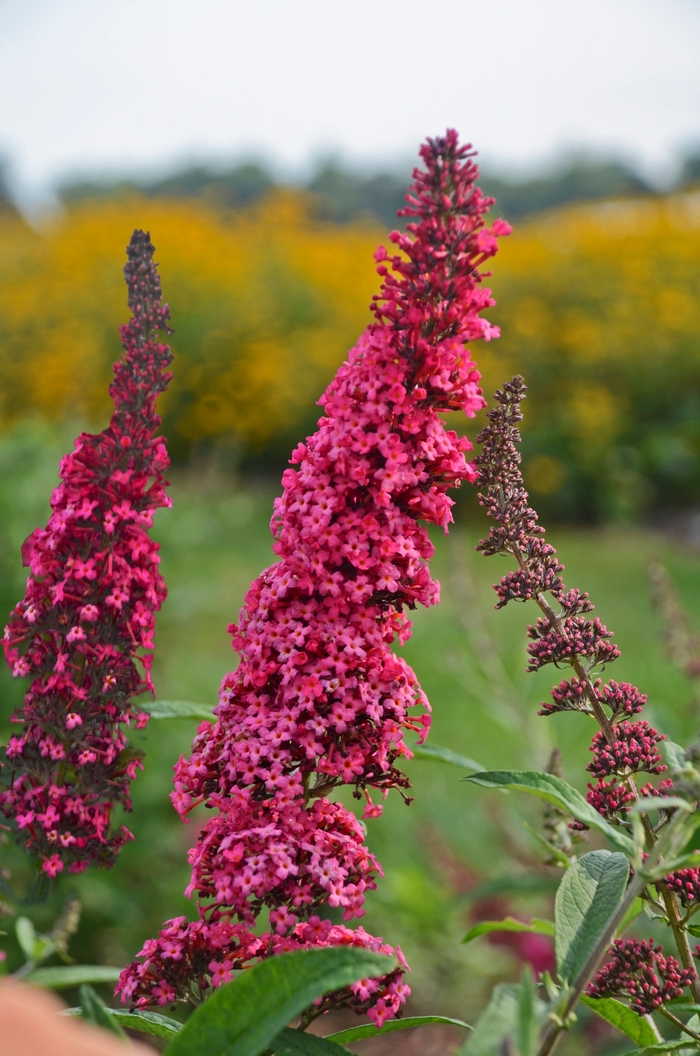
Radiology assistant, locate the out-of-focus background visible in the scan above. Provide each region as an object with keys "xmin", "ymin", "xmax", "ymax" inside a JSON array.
[{"xmin": 2, "ymin": 1, "xmax": 700, "ymax": 1051}]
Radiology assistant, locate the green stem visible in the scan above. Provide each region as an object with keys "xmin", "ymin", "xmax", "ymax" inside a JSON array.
[
  {"xmin": 658, "ymin": 1006, "xmax": 700, "ymax": 1043},
  {"xmin": 536, "ymin": 815, "xmax": 691, "ymax": 1056},
  {"xmin": 528, "ymin": 575, "xmax": 700, "ymax": 1004},
  {"xmin": 535, "ymin": 870, "xmax": 647, "ymax": 1056}
]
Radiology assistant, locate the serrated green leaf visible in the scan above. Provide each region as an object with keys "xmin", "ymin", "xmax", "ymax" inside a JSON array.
[
  {"xmin": 15, "ymin": 916, "xmax": 38, "ymax": 962},
  {"xmin": 163, "ymin": 947, "xmax": 394, "ymax": 1056},
  {"xmin": 143, "ymin": 699, "xmax": 214, "ymax": 721},
  {"xmin": 23, "ymin": 964, "xmax": 123, "ymax": 988},
  {"xmin": 467, "ymin": 771, "xmax": 635, "ymax": 856},
  {"xmin": 462, "ymin": 917, "xmax": 555, "ymax": 944},
  {"xmin": 555, "ymin": 850, "xmax": 629, "ymax": 984},
  {"xmin": 326, "ymin": 1015, "xmax": 471, "ymax": 1044},
  {"xmin": 580, "ymin": 996, "xmax": 659, "ymax": 1046},
  {"xmin": 271, "ymin": 1028, "xmax": 347, "ymax": 1055},
  {"xmin": 412, "ymin": 743, "xmax": 483, "ymax": 772},
  {"xmin": 79, "ymin": 985, "xmax": 128, "ymax": 1039}
]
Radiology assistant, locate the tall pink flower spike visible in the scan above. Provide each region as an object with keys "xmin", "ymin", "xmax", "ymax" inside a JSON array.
[
  {"xmin": 1, "ymin": 230, "xmax": 173, "ymax": 877},
  {"xmin": 118, "ymin": 131, "xmax": 511, "ymax": 1024}
]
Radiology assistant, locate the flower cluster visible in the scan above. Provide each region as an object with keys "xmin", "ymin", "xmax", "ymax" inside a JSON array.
[
  {"xmin": 473, "ymin": 378, "xmax": 668, "ymax": 830},
  {"xmin": 118, "ymin": 912, "xmax": 407, "ymax": 1020},
  {"xmin": 586, "ymin": 938, "xmax": 696, "ymax": 1014},
  {"xmin": 663, "ymin": 865, "xmax": 700, "ymax": 906},
  {"xmin": 118, "ymin": 131, "xmax": 511, "ymax": 1022},
  {"xmin": 0, "ymin": 230, "xmax": 172, "ymax": 875},
  {"xmin": 587, "ymin": 722, "xmax": 665, "ymax": 779}
]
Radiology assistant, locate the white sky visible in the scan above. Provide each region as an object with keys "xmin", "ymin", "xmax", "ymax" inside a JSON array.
[{"xmin": 1, "ymin": 0, "xmax": 699, "ymax": 205}]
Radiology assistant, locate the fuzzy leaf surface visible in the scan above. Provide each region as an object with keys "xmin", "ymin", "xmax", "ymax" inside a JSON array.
[{"xmin": 555, "ymin": 850, "xmax": 629, "ymax": 984}]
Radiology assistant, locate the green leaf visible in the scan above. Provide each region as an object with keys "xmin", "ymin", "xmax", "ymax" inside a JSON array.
[
  {"xmin": 618, "ymin": 1042, "xmax": 695, "ymax": 1056},
  {"xmin": 163, "ymin": 947, "xmax": 394, "ymax": 1056},
  {"xmin": 15, "ymin": 916, "xmax": 38, "ymax": 962},
  {"xmin": 412, "ymin": 742, "xmax": 483, "ymax": 773},
  {"xmin": 580, "ymin": 996, "xmax": 659, "ymax": 1046},
  {"xmin": 518, "ymin": 967, "xmax": 537, "ymax": 1056},
  {"xmin": 326, "ymin": 1015, "xmax": 471, "ymax": 1044},
  {"xmin": 464, "ymin": 984, "xmax": 519, "ymax": 1056},
  {"xmin": 462, "ymin": 917, "xmax": 555, "ymax": 944},
  {"xmin": 555, "ymin": 850, "xmax": 630, "ymax": 984},
  {"xmin": 466, "ymin": 771, "xmax": 635, "ymax": 856},
  {"xmin": 143, "ymin": 700, "xmax": 214, "ymax": 721},
  {"xmin": 24, "ymin": 870, "xmax": 51, "ymax": 905},
  {"xmin": 23, "ymin": 964, "xmax": 123, "ymax": 988},
  {"xmin": 629, "ymin": 796, "xmax": 692, "ymax": 815},
  {"xmin": 79, "ymin": 984, "xmax": 128, "ymax": 1039},
  {"xmin": 271, "ymin": 1028, "xmax": 348, "ymax": 1055},
  {"xmin": 66, "ymin": 1006, "xmax": 183, "ymax": 1041},
  {"xmin": 663, "ymin": 741, "xmax": 687, "ymax": 771}
]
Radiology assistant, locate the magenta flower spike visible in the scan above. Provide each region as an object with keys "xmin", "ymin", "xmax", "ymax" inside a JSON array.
[
  {"xmin": 1, "ymin": 230, "xmax": 173, "ymax": 877},
  {"xmin": 118, "ymin": 132, "xmax": 511, "ymax": 1021}
]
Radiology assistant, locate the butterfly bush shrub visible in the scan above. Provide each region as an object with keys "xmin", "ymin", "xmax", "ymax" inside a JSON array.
[
  {"xmin": 464, "ymin": 377, "xmax": 700, "ymax": 1055},
  {"xmin": 115, "ymin": 131, "xmax": 513, "ymax": 1025},
  {"xmin": 0, "ymin": 231, "xmax": 173, "ymax": 877}
]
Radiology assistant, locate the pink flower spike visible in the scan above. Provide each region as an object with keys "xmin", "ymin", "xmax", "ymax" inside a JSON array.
[
  {"xmin": 0, "ymin": 230, "xmax": 173, "ymax": 874},
  {"xmin": 120, "ymin": 131, "xmax": 502, "ymax": 1022}
]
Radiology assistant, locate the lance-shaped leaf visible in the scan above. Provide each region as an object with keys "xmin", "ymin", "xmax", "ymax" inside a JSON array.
[
  {"xmin": 142, "ymin": 700, "xmax": 214, "ymax": 721},
  {"xmin": 15, "ymin": 917, "xmax": 39, "ymax": 962},
  {"xmin": 462, "ymin": 917, "xmax": 555, "ymax": 944},
  {"xmin": 163, "ymin": 947, "xmax": 394, "ymax": 1056},
  {"xmin": 66, "ymin": 1007, "xmax": 183, "ymax": 1041},
  {"xmin": 555, "ymin": 850, "xmax": 629, "ymax": 984},
  {"xmin": 518, "ymin": 967, "xmax": 537, "ymax": 1056},
  {"xmin": 466, "ymin": 771, "xmax": 635, "ymax": 855},
  {"xmin": 579, "ymin": 996, "xmax": 659, "ymax": 1046},
  {"xmin": 22, "ymin": 964, "xmax": 123, "ymax": 988},
  {"xmin": 413, "ymin": 743, "xmax": 484, "ymax": 772},
  {"xmin": 326, "ymin": 1015, "xmax": 471, "ymax": 1044},
  {"xmin": 464, "ymin": 983, "xmax": 545, "ymax": 1056},
  {"xmin": 270, "ymin": 1028, "xmax": 348, "ymax": 1055},
  {"xmin": 79, "ymin": 985, "xmax": 128, "ymax": 1039},
  {"xmin": 618, "ymin": 1042, "xmax": 696, "ymax": 1056}
]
